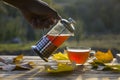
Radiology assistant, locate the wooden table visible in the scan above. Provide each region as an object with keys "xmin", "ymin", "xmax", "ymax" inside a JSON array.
[{"xmin": 0, "ymin": 56, "xmax": 120, "ymax": 80}]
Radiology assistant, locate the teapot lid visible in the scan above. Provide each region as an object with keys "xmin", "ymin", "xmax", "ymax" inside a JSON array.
[{"xmin": 61, "ymin": 18, "xmax": 75, "ymax": 33}]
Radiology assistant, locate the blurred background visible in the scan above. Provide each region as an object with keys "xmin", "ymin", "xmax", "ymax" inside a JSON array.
[{"xmin": 0, "ymin": 0, "xmax": 120, "ymax": 56}]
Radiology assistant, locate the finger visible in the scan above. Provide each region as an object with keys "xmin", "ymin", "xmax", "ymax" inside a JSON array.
[
  {"xmin": 43, "ymin": 20, "xmax": 51, "ymax": 28},
  {"xmin": 31, "ymin": 19, "xmax": 38, "ymax": 28},
  {"xmin": 31, "ymin": 18, "xmax": 42, "ymax": 29},
  {"xmin": 32, "ymin": 17, "xmax": 51, "ymax": 29},
  {"xmin": 31, "ymin": 15, "xmax": 59, "ymax": 29},
  {"xmin": 32, "ymin": 0, "xmax": 61, "ymax": 20},
  {"xmin": 32, "ymin": 16, "xmax": 49, "ymax": 29},
  {"xmin": 48, "ymin": 18, "xmax": 55, "ymax": 25},
  {"xmin": 54, "ymin": 13, "xmax": 62, "ymax": 20}
]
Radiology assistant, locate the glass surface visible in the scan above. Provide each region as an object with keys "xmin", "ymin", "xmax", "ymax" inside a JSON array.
[{"xmin": 66, "ymin": 46, "xmax": 91, "ymax": 65}]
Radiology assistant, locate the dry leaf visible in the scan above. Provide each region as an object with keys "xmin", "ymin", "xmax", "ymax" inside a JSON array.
[
  {"xmin": 13, "ymin": 54, "xmax": 23, "ymax": 64},
  {"xmin": 0, "ymin": 58, "xmax": 4, "ymax": 63},
  {"xmin": 2, "ymin": 64, "xmax": 16, "ymax": 71},
  {"xmin": 0, "ymin": 54, "xmax": 36, "ymax": 71},
  {"xmin": 45, "ymin": 62, "xmax": 75, "ymax": 73},
  {"xmin": 28, "ymin": 61, "xmax": 36, "ymax": 68},
  {"xmin": 90, "ymin": 60, "xmax": 120, "ymax": 72},
  {"xmin": 13, "ymin": 62, "xmax": 36, "ymax": 71},
  {"xmin": 95, "ymin": 50, "xmax": 113, "ymax": 63},
  {"xmin": 52, "ymin": 52, "xmax": 69, "ymax": 60},
  {"xmin": 14, "ymin": 64, "xmax": 30, "ymax": 70},
  {"xmin": 0, "ymin": 57, "xmax": 13, "ymax": 64}
]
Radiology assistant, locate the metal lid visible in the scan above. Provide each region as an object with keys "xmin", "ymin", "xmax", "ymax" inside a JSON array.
[{"xmin": 61, "ymin": 18, "xmax": 75, "ymax": 33}]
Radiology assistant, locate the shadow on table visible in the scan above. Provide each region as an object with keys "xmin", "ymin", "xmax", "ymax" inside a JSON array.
[{"xmin": 3, "ymin": 66, "xmax": 120, "ymax": 80}]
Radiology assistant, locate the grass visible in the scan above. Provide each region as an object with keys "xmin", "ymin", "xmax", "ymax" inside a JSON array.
[
  {"xmin": 65, "ymin": 34, "xmax": 120, "ymax": 50},
  {"xmin": 0, "ymin": 34, "xmax": 120, "ymax": 52},
  {"xmin": 0, "ymin": 42, "xmax": 36, "ymax": 52},
  {"xmin": 65, "ymin": 39, "xmax": 120, "ymax": 50}
]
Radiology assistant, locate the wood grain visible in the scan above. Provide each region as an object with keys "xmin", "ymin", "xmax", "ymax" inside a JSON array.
[{"xmin": 0, "ymin": 56, "xmax": 120, "ymax": 80}]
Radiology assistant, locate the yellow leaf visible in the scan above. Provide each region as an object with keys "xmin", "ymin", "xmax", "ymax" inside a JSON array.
[
  {"xmin": 28, "ymin": 61, "xmax": 36, "ymax": 68},
  {"xmin": 95, "ymin": 50, "xmax": 113, "ymax": 63},
  {"xmin": 13, "ymin": 54, "xmax": 23, "ymax": 64},
  {"xmin": 45, "ymin": 63, "xmax": 75, "ymax": 73},
  {"xmin": 52, "ymin": 52, "xmax": 69, "ymax": 60}
]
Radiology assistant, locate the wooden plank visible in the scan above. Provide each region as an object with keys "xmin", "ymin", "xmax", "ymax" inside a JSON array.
[
  {"xmin": 0, "ymin": 70, "xmax": 120, "ymax": 80},
  {"xmin": 0, "ymin": 56, "xmax": 120, "ymax": 80}
]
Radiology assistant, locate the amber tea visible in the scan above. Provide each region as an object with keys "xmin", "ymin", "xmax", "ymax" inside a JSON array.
[
  {"xmin": 32, "ymin": 18, "xmax": 75, "ymax": 62},
  {"xmin": 47, "ymin": 34, "xmax": 69, "ymax": 47},
  {"xmin": 67, "ymin": 47, "xmax": 91, "ymax": 65}
]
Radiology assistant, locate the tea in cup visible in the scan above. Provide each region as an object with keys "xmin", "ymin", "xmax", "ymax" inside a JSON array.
[{"xmin": 66, "ymin": 46, "xmax": 91, "ymax": 65}]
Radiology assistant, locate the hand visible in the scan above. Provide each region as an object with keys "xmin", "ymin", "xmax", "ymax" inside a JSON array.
[
  {"xmin": 3, "ymin": 0, "xmax": 61, "ymax": 29},
  {"xmin": 20, "ymin": 0, "xmax": 61, "ymax": 29}
]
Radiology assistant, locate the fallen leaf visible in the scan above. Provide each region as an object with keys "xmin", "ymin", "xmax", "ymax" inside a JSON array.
[
  {"xmin": 45, "ymin": 62, "xmax": 75, "ymax": 73},
  {"xmin": 13, "ymin": 54, "xmax": 23, "ymax": 64},
  {"xmin": 13, "ymin": 62, "xmax": 36, "ymax": 71},
  {"xmin": 28, "ymin": 61, "xmax": 36, "ymax": 68},
  {"xmin": 52, "ymin": 52, "xmax": 69, "ymax": 60},
  {"xmin": 90, "ymin": 60, "xmax": 120, "ymax": 72},
  {"xmin": 0, "ymin": 58, "xmax": 4, "ymax": 63},
  {"xmin": 2, "ymin": 64, "xmax": 16, "ymax": 71},
  {"xmin": 95, "ymin": 50, "xmax": 113, "ymax": 63}
]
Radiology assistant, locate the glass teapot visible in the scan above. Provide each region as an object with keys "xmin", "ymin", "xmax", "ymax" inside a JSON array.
[{"xmin": 31, "ymin": 18, "xmax": 75, "ymax": 62}]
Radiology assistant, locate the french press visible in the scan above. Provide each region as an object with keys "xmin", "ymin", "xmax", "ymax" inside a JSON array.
[{"xmin": 31, "ymin": 18, "xmax": 75, "ymax": 62}]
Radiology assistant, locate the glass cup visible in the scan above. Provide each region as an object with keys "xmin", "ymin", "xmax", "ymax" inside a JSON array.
[{"xmin": 66, "ymin": 46, "xmax": 91, "ymax": 65}]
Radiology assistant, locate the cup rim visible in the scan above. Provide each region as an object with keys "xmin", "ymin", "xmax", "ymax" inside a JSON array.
[
  {"xmin": 66, "ymin": 46, "xmax": 91, "ymax": 52},
  {"xmin": 66, "ymin": 46, "xmax": 91, "ymax": 49}
]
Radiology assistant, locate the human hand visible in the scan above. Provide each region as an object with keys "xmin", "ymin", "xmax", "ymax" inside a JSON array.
[
  {"xmin": 19, "ymin": 0, "xmax": 61, "ymax": 29},
  {"xmin": 3, "ymin": 0, "xmax": 61, "ymax": 28}
]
